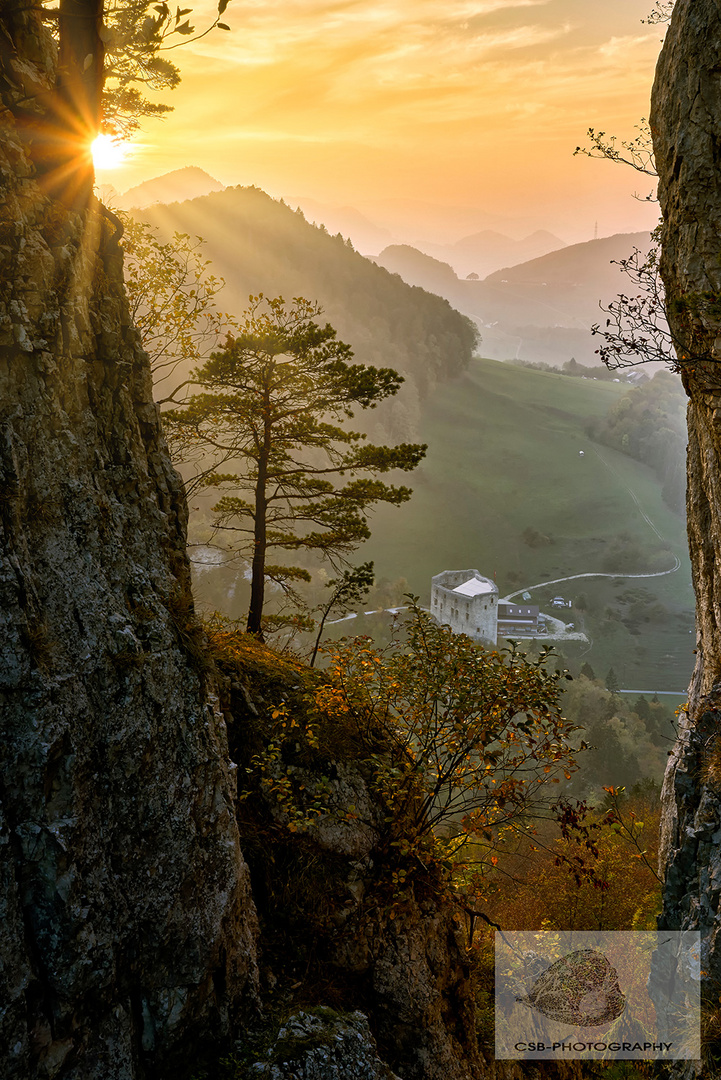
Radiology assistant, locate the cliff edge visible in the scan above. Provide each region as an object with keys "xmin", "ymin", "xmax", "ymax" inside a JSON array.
[{"xmin": 652, "ymin": 0, "xmax": 721, "ymax": 1049}]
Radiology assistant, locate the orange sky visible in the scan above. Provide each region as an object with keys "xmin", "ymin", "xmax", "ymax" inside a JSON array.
[{"xmin": 98, "ymin": 0, "xmax": 666, "ymax": 243}]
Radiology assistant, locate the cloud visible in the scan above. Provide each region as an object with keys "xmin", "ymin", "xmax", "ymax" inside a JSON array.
[
  {"xmin": 598, "ymin": 33, "xmax": 660, "ymax": 60},
  {"xmin": 178, "ymin": 0, "xmax": 570, "ymax": 122},
  {"xmin": 186, "ymin": 0, "xmax": 554, "ymax": 64},
  {"xmin": 133, "ymin": 0, "xmax": 661, "ymax": 230}
]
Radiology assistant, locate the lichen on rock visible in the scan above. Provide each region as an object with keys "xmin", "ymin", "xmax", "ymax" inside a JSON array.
[{"xmin": 243, "ymin": 1009, "xmax": 401, "ymax": 1080}]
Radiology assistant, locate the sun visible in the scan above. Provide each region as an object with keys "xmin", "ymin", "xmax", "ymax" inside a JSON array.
[{"xmin": 91, "ymin": 134, "xmax": 127, "ymax": 171}]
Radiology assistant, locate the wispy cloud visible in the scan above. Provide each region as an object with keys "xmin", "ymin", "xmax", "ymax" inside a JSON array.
[
  {"xmin": 188, "ymin": 0, "xmax": 554, "ymax": 63},
  {"xmin": 133, "ymin": 0, "xmax": 662, "ymax": 234}
]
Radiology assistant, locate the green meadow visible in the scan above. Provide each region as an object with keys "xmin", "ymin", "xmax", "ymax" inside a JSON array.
[{"xmin": 360, "ymin": 358, "xmax": 695, "ymax": 692}]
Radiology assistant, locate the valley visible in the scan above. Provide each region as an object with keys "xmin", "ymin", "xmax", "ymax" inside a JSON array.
[
  {"xmin": 187, "ymin": 338, "xmax": 693, "ymax": 695},
  {"xmin": 128, "ymin": 180, "xmax": 689, "ymax": 697}
]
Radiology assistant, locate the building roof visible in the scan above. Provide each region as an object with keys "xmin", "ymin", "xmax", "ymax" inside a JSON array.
[
  {"xmin": 498, "ymin": 604, "xmax": 539, "ymax": 617},
  {"xmin": 453, "ymin": 578, "xmax": 495, "ymax": 598}
]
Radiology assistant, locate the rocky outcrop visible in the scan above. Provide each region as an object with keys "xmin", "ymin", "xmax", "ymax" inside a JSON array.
[
  {"xmin": 218, "ymin": 651, "xmax": 483, "ymax": 1080},
  {"xmin": 0, "ymin": 9, "xmax": 258, "ymax": 1078},
  {"xmin": 243, "ymin": 1009, "xmax": 401, "ymax": 1080},
  {"xmin": 331, "ymin": 894, "xmax": 478, "ymax": 1080},
  {"xmin": 651, "ymin": 0, "xmax": 721, "ymax": 1006}
]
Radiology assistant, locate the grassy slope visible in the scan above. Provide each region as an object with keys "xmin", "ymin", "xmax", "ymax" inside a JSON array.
[{"xmin": 360, "ymin": 358, "xmax": 694, "ymax": 692}]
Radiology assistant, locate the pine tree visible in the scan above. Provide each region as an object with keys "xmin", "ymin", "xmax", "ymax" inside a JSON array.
[
  {"xmin": 605, "ymin": 667, "xmax": 620, "ymax": 695},
  {"xmin": 165, "ymin": 295, "xmax": 426, "ymax": 636}
]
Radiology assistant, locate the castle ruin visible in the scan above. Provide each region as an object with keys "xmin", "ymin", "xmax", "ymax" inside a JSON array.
[{"xmin": 431, "ymin": 569, "xmax": 498, "ymax": 645}]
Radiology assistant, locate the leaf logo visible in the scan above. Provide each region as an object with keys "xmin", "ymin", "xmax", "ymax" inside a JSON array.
[{"xmin": 515, "ymin": 948, "xmax": 626, "ymax": 1027}]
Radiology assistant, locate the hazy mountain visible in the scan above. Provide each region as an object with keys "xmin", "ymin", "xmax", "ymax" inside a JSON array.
[
  {"xmin": 373, "ymin": 244, "xmax": 459, "ymax": 295},
  {"xmin": 117, "ymin": 167, "xmax": 225, "ymax": 210},
  {"xmin": 484, "ymin": 231, "xmax": 651, "ymax": 287},
  {"xmin": 410, "ymin": 229, "xmax": 566, "ymax": 279},
  {"xmin": 136, "ymin": 185, "xmax": 478, "ymax": 440},
  {"xmin": 449, "ymin": 228, "xmax": 566, "ymax": 278},
  {"xmin": 373, "ymin": 231, "xmax": 654, "ymax": 366},
  {"xmin": 284, "ymin": 194, "xmax": 571, "ymax": 270},
  {"xmin": 287, "ymin": 196, "xmax": 395, "ymax": 256},
  {"xmin": 355, "ymin": 197, "xmax": 562, "ymax": 247},
  {"xmin": 456, "ymin": 227, "xmax": 563, "ymax": 257}
]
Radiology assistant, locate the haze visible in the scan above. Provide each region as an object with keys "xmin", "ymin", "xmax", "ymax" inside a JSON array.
[{"xmin": 99, "ymin": 0, "xmax": 664, "ymax": 244}]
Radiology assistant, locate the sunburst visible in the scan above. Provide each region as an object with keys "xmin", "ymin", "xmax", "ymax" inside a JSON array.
[{"xmin": 91, "ymin": 134, "xmax": 127, "ymax": 171}]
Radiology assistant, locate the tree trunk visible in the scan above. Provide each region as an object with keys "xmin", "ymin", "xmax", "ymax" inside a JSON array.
[
  {"xmin": 58, "ymin": 0, "xmax": 104, "ymax": 129},
  {"xmin": 23, "ymin": 0, "xmax": 104, "ymax": 207},
  {"xmin": 651, "ymin": 0, "xmax": 721, "ymax": 1020},
  {"xmin": 247, "ymin": 430, "xmax": 270, "ymax": 637}
]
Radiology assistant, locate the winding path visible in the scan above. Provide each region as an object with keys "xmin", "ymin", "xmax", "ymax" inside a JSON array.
[
  {"xmin": 503, "ymin": 446, "xmax": 682, "ymax": 601},
  {"xmin": 501, "ymin": 557, "xmax": 681, "ymax": 603},
  {"xmin": 329, "ymin": 447, "xmax": 684, "ymax": 625}
]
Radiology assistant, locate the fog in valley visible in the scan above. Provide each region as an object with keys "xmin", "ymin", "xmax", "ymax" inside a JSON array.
[{"xmin": 100, "ymin": 156, "xmax": 694, "ymax": 806}]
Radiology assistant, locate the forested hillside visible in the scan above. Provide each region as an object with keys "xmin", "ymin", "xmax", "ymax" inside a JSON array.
[
  {"xmin": 137, "ymin": 186, "xmax": 478, "ymax": 440},
  {"xmin": 587, "ymin": 372, "xmax": 687, "ymax": 513},
  {"xmin": 373, "ymin": 231, "xmax": 653, "ymax": 366}
]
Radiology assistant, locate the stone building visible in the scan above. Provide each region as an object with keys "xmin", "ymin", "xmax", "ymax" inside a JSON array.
[{"xmin": 431, "ymin": 569, "xmax": 498, "ymax": 644}]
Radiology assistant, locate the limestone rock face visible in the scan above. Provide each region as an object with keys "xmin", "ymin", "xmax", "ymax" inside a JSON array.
[
  {"xmin": 332, "ymin": 896, "xmax": 478, "ymax": 1080},
  {"xmin": 651, "ymin": 0, "xmax": 721, "ymax": 983},
  {"xmin": 223, "ymin": 668, "xmax": 482, "ymax": 1080},
  {"xmin": 0, "ymin": 10, "xmax": 258, "ymax": 1079}
]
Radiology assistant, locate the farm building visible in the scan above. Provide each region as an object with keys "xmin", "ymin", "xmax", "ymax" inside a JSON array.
[{"xmin": 497, "ymin": 602, "xmax": 540, "ymax": 635}]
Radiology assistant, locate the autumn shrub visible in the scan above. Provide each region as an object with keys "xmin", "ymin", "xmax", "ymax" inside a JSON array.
[
  {"xmin": 312, "ymin": 601, "xmax": 582, "ymax": 876},
  {"xmin": 476, "ymin": 783, "xmax": 662, "ymax": 933}
]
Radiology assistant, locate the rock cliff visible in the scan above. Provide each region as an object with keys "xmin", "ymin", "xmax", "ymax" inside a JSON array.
[
  {"xmin": 0, "ymin": 8, "xmax": 258, "ymax": 1078},
  {"xmin": 0, "ymin": 9, "xmax": 489, "ymax": 1080},
  {"xmin": 0, "ymin": 8, "xmax": 634, "ymax": 1080},
  {"xmin": 651, "ymin": 0, "xmax": 721, "ymax": 1039},
  {"xmin": 214, "ymin": 642, "xmax": 482, "ymax": 1080}
]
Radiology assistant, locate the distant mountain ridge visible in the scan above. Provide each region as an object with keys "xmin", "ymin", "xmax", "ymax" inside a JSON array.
[
  {"xmin": 287, "ymin": 196, "xmax": 395, "ymax": 255},
  {"xmin": 374, "ymin": 231, "xmax": 654, "ymax": 366},
  {"xmin": 456, "ymin": 227, "xmax": 562, "ymax": 255},
  {"xmin": 287, "ymin": 198, "xmax": 566, "ymax": 276},
  {"xmin": 372, "ymin": 245, "xmax": 459, "ymax": 296},
  {"xmin": 116, "ymin": 167, "xmax": 225, "ymax": 210},
  {"xmin": 417, "ymin": 228, "xmax": 567, "ymax": 279},
  {"xmin": 484, "ymin": 231, "xmax": 651, "ymax": 285},
  {"xmin": 112, "ymin": 168, "xmax": 568, "ymax": 274},
  {"xmin": 117, "ymin": 168, "xmax": 652, "ymax": 370}
]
